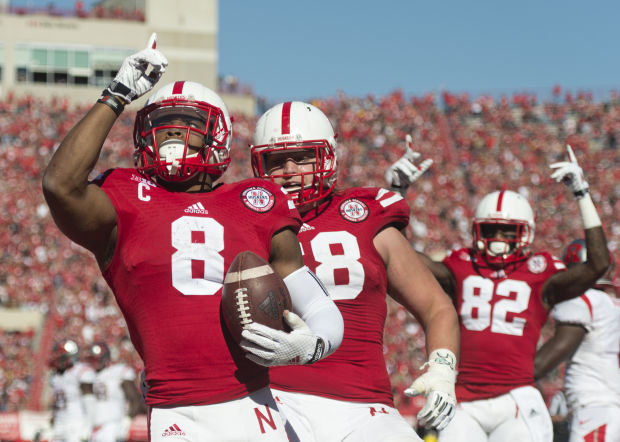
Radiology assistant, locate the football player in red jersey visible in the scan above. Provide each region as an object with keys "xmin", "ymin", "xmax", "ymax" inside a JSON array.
[
  {"xmin": 42, "ymin": 35, "xmax": 343, "ymax": 442},
  {"xmin": 246, "ymin": 101, "xmax": 459, "ymax": 441},
  {"xmin": 387, "ymin": 145, "xmax": 610, "ymax": 441}
]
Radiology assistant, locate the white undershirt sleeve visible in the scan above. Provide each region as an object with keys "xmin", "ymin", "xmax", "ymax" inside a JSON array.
[{"xmin": 284, "ymin": 266, "xmax": 344, "ymax": 358}]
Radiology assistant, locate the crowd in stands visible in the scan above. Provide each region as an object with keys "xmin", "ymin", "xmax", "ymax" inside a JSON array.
[
  {"xmin": 0, "ymin": 86, "xmax": 618, "ymax": 415},
  {"xmin": 5, "ymin": 1, "xmax": 146, "ymax": 22}
]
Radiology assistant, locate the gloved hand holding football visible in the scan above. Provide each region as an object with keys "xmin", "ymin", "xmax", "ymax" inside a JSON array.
[{"xmin": 240, "ymin": 311, "xmax": 325, "ymax": 366}]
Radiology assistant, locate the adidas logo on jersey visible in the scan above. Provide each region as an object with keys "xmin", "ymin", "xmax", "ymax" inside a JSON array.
[
  {"xmin": 162, "ymin": 424, "xmax": 185, "ymax": 437},
  {"xmin": 299, "ymin": 223, "xmax": 315, "ymax": 233},
  {"xmin": 185, "ymin": 202, "xmax": 208, "ymax": 214}
]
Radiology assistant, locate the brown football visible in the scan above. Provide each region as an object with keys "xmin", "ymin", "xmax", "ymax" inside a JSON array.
[{"xmin": 221, "ymin": 251, "xmax": 292, "ymax": 344}]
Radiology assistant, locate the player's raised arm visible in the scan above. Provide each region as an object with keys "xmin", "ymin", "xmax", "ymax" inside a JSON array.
[
  {"xmin": 383, "ymin": 134, "xmax": 456, "ymax": 293},
  {"xmin": 42, "ymin": 33, "xmax": 167, "ymax": 264},
  {"xmin": 542, "ymin": 145, "xmax": 610, "ymax": 306}
]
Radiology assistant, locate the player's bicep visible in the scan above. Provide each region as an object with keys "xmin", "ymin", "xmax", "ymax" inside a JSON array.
[
  {"xmin": 376, "ymin": 227, "xmax": 451, "ymax": 317},
  {"xmin": 45, "ymin": 182, "xmax": 117, "ymax": 256},
  {"xmin": 269, "ymin": 227, "xmax": 304, "ymax": 279},
  {"xmin": 417, "ymin": 253, "xmax": 456, "ymax": 296},
  {"xmin": 542, "ymin": 264, "xmax": 595, "ymax": 306}
]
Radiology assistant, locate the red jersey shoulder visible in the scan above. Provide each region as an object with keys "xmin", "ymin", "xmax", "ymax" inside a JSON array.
[
  {"xmin": 524, "ymin": 252, "xmax": 566, "ymax": 276},
  {"xmin": 443, "ymin": 247, "xmax": 474, "ymax": 264},
  {"xmin": 227, "ymin": 179, "xmax": 296, "ymax": 214},
  {"xmin": 222, "ymin": 179, "xmax": 301, "ymax": 234},
  {"xmin": 443, "ymin": 249, "xmax": 565, "ymax": 276},
  {"xmin": 92, "ymin": 167, "xmax": 156, "ymax": 189},
  {"xmin": 336, "ymin": 187, "xmax": 409, "ymax": 226}
]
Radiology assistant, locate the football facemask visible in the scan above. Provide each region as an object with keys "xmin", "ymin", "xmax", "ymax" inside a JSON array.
[
  {"xmin": 252, "ymin": 142, "xmax": 336, "ymax": 206},
  {"xmin": 251, "ymin": 101, "xmax": 337, "ymax": 208},
  {"xmin": 134, "ymin": 81, "xmax": 231, "ymax": 182},
  {"xmin": 472, "ymin": 190, "xmax": 535, "ymax": 268}
]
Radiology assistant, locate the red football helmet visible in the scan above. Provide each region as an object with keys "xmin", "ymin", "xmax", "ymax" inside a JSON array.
[
  {"xmin": 133, "ymin": 80, "xmax": 232, "ymax": 182},
  {"xmin": 472, "ymin": 190, "xmax": 535, "ymax": 268},
  {"xmin": 49, "ymin": 339, "xmax": 79, "ymax": 372},
  {"xmin": 251, "ymin": 101, "xmax": 338, "ymax": 208},
  {"xmin": 85, "ymin": 342, "xmax": 111, "ymax": 371},
  {"xmin": 562, "ymin": 238, "xmax": 615, "ymax": 287}
]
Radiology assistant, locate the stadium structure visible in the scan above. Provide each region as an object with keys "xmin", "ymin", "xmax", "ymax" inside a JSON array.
[{"xmin": 0, "ymin": 0, "xmax": 256, "ymax": 114}]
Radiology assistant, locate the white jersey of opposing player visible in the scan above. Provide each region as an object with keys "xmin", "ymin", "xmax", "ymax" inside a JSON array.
[
  {"xmin": 50, "ymin": 362, "xmax": 96, "ymax": 435},
  {"xmin": 93, "ymin": 363, "xmax": 136, "ymax": 425},
  {"xmin": 551, "ymin": 288, "xmax": 620, "ymax": 410}
]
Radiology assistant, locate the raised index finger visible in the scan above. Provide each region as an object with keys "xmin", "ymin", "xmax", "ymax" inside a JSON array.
[
  {"xmin": 566, "ymin": 144, "xmax": 577, "ymax": 163},
  {"xmin": 146, "ymin": 32, "xmax": 157, "ymax": 49}
]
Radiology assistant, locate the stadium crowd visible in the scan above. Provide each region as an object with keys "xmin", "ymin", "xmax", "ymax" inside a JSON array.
[
  {"xmin": 5, "ymin": 2, "xmax": 146, "ymax": 22},
  {"xmin": 0, "ymin": 86, "xmax": 618, "ymax": 417}
]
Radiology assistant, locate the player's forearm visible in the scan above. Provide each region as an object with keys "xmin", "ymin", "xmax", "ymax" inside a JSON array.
[
  {"xmin": 534, "ymin": 339, "xmax": 572, "ymax": 381},
  {"xmin": 544, "ymin": 225, "xmax": 609, "ymax": 304},
  {"xmin": 534, "ymin": 323, "xmax": 585, "ymax": 380},
  {"xmin": 422, "ymin": 302, "xmax": 460, "ymax": 359},
  {"xmin": 284, "ymin": 266, "xmax": 344, "ymax": 357},
  {"xmin": 43, "ymin": 102, "xmax": 118, "ymax": 198},
  {"xmin": 584, "ymin": 226, "xmax": 610, "ymax": 276}
]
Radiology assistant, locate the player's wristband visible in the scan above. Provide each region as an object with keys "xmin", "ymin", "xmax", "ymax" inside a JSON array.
[
  {"xmin": 577, "ymin": 193, "xmax": 602, "ymax": 229},
  {"xmin": 574, "ymin": 188, "xmax": 589, "ymax": 199},
  {"xmin": 307, "ymin": 337, "xmax": 325, "ymax": 364},
  {"xmin": 390, "ymin": 183, "xmax": 409, "ymax": 196},
  {"xmin": 97, "ymin": 90, "xmax": 125, "ymax": 117},
  {"xmin": 428, "ymin": 348, "xmax": 457, "ymax": 371}
]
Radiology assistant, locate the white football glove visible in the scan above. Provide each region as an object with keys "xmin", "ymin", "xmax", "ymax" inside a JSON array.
[
  {"xmin": 404, "ymin": 349, "xmax": 457, "ymax": 431},
  {"xmin": 105, "ymin": 32, "xmax": 168, "ymax": 103},
  {"xmin": 549, "ymin": 144, "xmax": 590, "ymax": 199},
  {"xmin": 385, "ymin": 134, "xmax": 433, "ymax": 189},
  {"xmin": 240, "ymin": 311, "xmax": 325, "ymax": 366}
]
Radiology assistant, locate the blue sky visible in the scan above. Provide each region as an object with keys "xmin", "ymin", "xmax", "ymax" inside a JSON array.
[
  {"xmin": 10, "ymin": 0, "xmax": 620, "ymax": 103},
  {"xmin": 219, "ymin": 0, "xmax": 620, "ymax": 103}
]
